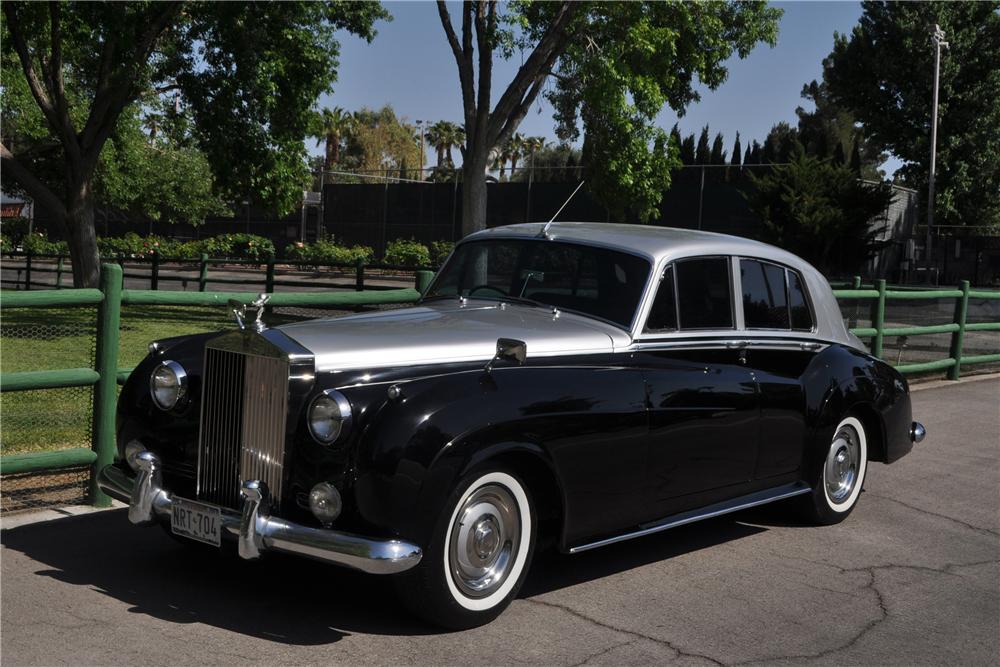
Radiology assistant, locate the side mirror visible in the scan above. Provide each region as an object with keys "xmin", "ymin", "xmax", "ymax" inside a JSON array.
[{"xmin": 485, "ymin": 338, "xmax": 527, "ymax": 373}]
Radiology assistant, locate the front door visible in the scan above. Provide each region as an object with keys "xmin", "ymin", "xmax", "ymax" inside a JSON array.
[{"xmin": 635, "ymin": 257, "xmax": 760, "ymax": 521}]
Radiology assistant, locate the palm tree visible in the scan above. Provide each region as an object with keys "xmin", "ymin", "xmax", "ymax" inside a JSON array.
[
  {"xmin": 427, "ymin": 121, "xmax": 465, "ymax": 169},
  {"xmin": 313, "ymin": 107, "xmax": 352, "ymax": 182},
  {"xmin": 506, "ymin": 133, "xmax": 528, "ymax": 175}
]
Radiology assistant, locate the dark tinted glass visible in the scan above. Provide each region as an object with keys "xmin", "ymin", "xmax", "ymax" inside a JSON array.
[
  {"xmin": 676, "ymin": 258, "xmax": 733, "ymax": 329},
  {"xmin": 788, "ymin": 270, "xmax": 813, "ymax": 330},
  {"xmin": 644, "ymin": 266, "xmax": 677, "ymax": 332},
  {"xmin": 426, "ymin": 240, "xmax": 650, "ymax": 327},
  {"xmin": 741, "ymin": 259, "xmax": 789, "ymax": 329}
]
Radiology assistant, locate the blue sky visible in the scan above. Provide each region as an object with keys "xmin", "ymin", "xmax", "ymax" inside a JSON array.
[{"xmin": 319, "ymin": 1, "xmax": 889, "ymax": 170}]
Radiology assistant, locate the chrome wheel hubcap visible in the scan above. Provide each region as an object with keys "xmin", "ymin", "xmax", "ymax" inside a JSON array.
[
  {"xmin": 449, "ymin": 483, "xmax": 520, "ymax": 598},
  {"xmin": 825, "ymin": 424, "xmax": 860, "ymax": 503}
]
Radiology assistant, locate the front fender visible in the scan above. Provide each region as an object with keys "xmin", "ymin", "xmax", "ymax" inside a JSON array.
[{"xmin": 349, "ymin": 360, "xmax": 647, "ymax": 548}]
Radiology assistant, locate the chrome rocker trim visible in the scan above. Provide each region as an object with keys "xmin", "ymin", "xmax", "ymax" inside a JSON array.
[
  {"xmin": 97, "ymin": 451, "xmax": 422, "ymax": 575},
  {"xmin": 569, "ymin": 481, "xmax": 811, "ymax": 554}
]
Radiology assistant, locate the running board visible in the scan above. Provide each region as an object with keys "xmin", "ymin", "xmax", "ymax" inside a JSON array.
[{"xmin": 569, "ymin": 482, "xmax": 811, "ymax": 553}]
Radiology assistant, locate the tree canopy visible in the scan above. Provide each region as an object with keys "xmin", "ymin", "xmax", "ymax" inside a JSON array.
[
  {"xmin": 436, "ymin": 0, "xmax": 781, "ymax": 235},
  {"xmin": 823, "ymin": 1, "xmax": 1000, "ymax": 228},
  {"xmin": 1, "ymin": 1, "xmax": 388, "ymax": 285}
]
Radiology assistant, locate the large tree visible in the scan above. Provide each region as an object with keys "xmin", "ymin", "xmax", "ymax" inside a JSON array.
[
  {"xmin": 823, "ymin": 1, "xmax": 1000, "ymax": 229},
  {"xmin": 746, "ymin": 146, "xmax": 896, "ymax": 274},
  {"xmin": 436, "ymin": 0, "xmax": 781, "ymax": 236},
  {"xmin": 1, "ymin": 1, "xmax": 387, "ymax": 286}
]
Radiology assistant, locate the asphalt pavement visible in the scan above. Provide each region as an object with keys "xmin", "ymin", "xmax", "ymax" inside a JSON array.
[{"xmin": 2, "ymin": 376, "xmax": 998, "ymax": 666}]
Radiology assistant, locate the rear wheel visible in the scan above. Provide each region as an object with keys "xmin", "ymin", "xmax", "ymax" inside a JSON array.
[
  {"xmin": 394, "ymin": 468, "xmax": 536, "ymax": 630},
  {"xmin": 801, "ymin": 415, "xmax": 868, "ymax": 525}
]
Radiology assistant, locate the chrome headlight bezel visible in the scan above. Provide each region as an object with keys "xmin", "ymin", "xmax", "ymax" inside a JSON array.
[
  {"xmin": 149, "ymin": 360, "xmax": 188, "ymax": 411},
  {"xmin": 307, "ymin": 389, "xmax": 353, "ymax": 445}
]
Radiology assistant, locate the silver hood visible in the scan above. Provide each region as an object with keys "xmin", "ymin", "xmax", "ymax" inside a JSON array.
[{"xmin": 277, "ymin": 300, "xmax": 631, "ymax": 372}]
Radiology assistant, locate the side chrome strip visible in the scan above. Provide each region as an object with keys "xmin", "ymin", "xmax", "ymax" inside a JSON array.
[
  {"xmin": 626, "ymin": 338, "xmax": 832, "ymax": 353},
  {"xmin": 568, "ymin": 482, "xmax": 811, "ymax": 554}
]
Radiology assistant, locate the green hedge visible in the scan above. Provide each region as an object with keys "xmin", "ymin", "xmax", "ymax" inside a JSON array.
[{"xmin": 385, "ymin": 239, "xmax": 431, "ymax": 267}]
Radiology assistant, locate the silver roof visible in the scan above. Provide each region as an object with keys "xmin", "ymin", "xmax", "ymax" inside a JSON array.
[
  {"xmin": 466, "ymin": 222, "xmax": 807, "ymax": 267},
  {"xmin": 466, "ymin": 223, "xmax": 858, "ymax": 348}
]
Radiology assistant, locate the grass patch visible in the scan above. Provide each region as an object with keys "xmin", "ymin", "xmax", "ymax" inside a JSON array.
[{"xmin": 1, "ymin": 303, "xmax": 242, "ymax": 455}]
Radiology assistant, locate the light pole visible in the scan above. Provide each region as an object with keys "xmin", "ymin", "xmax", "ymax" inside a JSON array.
[
  {"xmin": 925, "ymin": 23, "xmax": 948, "ymax": 283},
  {"xmin": 415, "ymin": 119, "xmax": 425, "ymax": 181}
]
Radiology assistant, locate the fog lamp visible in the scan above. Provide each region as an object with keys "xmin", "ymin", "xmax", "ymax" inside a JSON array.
[
  {"xmin": 125, "ymin": 440, "xmax": 146, "ymax": 472},
  {"xmin": 309, "ymin": 482, "xmax": 342, "ymax": 526}
]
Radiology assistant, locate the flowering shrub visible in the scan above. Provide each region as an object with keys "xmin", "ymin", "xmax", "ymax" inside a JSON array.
[
  {"xmin": 384, "ymin": 239, "xmax": 431, "ymax": 267},
  {"xmin": 284, "ymin": 239, "xmax": 374, "ymax": 265},
  {"xmin": 21, "ymin": 232, "xmax": 68, "ymax": 255}
]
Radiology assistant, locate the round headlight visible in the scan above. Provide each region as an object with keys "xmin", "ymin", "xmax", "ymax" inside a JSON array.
[
  {"xmin": 308, "ymin": 390, "xmax": 352, "ymax": 445},
  {"xmin": 149, "ymin": 360, "xmax": 187, "ymax": 410}
]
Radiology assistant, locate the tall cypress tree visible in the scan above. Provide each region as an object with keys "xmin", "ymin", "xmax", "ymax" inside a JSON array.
[
  {"xmin": 730, "ymin": 132, "xmax": 742, "ymax": 181},
  {"xmin": 680, "ymin": 134, "xmax": 696, "ymax": 166},
  {"xmin": 695, "ymin": 126, "xmax": 711, "ymax": 165}
]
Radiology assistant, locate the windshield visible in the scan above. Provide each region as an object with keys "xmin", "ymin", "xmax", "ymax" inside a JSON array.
[{"xmin": 424, "ymin": 239, "xmax": 651, "ymax": 328}]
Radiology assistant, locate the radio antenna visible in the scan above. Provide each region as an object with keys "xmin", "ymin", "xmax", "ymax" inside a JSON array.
[{"xmin": 539, "ymin": 180, "xmax": 585, "ymax": 238}]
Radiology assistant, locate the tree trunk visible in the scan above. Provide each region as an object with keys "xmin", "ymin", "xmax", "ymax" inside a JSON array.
[
  {"xmin": 67, "ymin": 196, "xmax": 100, "ymax": 288},
  {"xmin": 461, "ymin": 153, "xmax": 489, "ymax": 237}
]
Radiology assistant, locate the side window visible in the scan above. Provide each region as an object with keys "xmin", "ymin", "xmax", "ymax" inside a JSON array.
[
  {"xmin": 676, "ymin": 258, "xmax": 733, "ymax": 329},
  {"xmin": 740, "ymin": 259, "xmax": 789, "ymax": 329},
  {"xmin": 788, "ymin": 270, "xmax": 814, "ymax": 330},
  {"xmin": 644, "ymin": 266, "xmax": 677, "ymax": 332}
]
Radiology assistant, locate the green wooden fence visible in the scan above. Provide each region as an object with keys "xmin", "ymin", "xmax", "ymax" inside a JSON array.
[
  {"xmin": 0, "ymin": 266, "xmax": 997, "ymax": 508},
  {"xmin": 0, "ymin": 263, "xmax": 434, "ymax": 506},
  {"xmin": 2, "ymin": 251, "xmax": 435, "ymax": 293},
  {"xmin": 830, "ymin": 279, "xmax": 1000, "ymax": 378}
]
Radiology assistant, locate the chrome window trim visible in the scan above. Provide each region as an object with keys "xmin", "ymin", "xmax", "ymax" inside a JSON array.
[
  {"xmin": 635, "ymin": 254, "xmax": 737, "ymax": 337},
  {"xmin": 424, "ymin": 237, "xmax": 656, "ymax": 334},
  {"xmin": 735, "ymin": 255, "xmax": 818, "ymax": 334}
]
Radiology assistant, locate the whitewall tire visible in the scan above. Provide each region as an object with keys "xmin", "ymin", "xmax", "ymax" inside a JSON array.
[
  {"xmin": 802, "ymin": 414, "xmax": 869, "ymax": 524},
  {"xmin": 394, "ymin": 467, "xmax": 536, "ymax": 629}
]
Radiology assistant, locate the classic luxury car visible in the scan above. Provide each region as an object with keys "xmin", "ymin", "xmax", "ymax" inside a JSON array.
[{"xmin": 99, "ymin": 222, "xmax": 925, "ymax": 629}]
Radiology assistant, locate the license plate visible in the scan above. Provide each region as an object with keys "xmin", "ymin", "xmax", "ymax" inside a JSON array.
[{"xmin": 171, "ymin": 498, "xmax": 221, "ymax": 547}]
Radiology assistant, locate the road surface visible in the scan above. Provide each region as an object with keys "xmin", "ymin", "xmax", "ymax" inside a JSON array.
[{"xmin": 2, "ymin": 376, "xmax": 998, "ymax": 665}]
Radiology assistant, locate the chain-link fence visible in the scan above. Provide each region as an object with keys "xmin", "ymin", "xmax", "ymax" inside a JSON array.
[
  {"xmin": 1, "ymin": 306, "xmax": 97, "ymax": 510},
  {"xmin": 839, "ymin": 295, "xmax": 1000, "ymax": 372}
]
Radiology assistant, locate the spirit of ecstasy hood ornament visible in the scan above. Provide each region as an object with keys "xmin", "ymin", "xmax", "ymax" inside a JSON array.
[{"xmin": 229, "ymin": 293, "xmax": 270, "ymax": 333}]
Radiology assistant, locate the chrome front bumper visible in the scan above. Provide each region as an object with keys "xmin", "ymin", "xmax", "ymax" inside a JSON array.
[{"xmin": 97, "ymin": 451, "xmax": 422, "ymax": 575}]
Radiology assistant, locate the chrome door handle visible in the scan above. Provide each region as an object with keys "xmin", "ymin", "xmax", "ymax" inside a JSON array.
[{"xmin": 800, "ymin": 342, "xmax": 821, "ymax": 351}]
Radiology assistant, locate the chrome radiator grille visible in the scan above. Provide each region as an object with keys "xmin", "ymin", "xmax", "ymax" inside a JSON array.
[{"xmin": 197, "ymin": 347, "xmax": 289, "ymax": 509}]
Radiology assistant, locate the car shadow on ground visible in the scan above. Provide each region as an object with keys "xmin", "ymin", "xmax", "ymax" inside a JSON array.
[{"xmin": 2, "ymin": 506, "xmax": 777, "ymax": 643}]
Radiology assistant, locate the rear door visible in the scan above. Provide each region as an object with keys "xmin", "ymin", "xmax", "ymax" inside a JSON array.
[{"xmin": 738, "ymin": 258, "xmax": 817, "ymax": 480}]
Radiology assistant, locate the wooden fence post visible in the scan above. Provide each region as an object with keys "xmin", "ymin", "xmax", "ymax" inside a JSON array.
[
  {"xmin": 947, "ymin": 280, "xmax": 971, "ymax": 381},
  {"xmin": 198, "ymin": 253, "xmax": 209, "ymax": 292},
  {"xmin": 872, "ymin": 279, "xmax": 886, "ymax": 359},
  {"xmin": 355, "ymin": 258, "xmax": 365, "ymax": 291},
  {"xmin": 150, "ymin": 251, "xmax": 160, "ymax": 290},
  {"xmin": 265, "ymin": 254, "xmax": 276, "ymax": 294},
  {"xmin": 56, "ymin": 256, "xmax": 65, "ymax": 288},
  {"xmin": 90, "ymin": 263, "xmax": 122, "ymax": 507},
  {"xmin": 24, "ymin": 251, "xmax": 32, "ymax": 290}
]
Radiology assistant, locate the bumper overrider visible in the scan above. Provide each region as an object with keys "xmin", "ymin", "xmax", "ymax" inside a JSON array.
[{"xmin": 97, "ymin": 451, "xmax": 422, "ymax": 575}]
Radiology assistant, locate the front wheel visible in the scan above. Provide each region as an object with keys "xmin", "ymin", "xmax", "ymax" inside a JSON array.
[
  {"xmin": 801, "ymin": 415, "xmax": 868, "ymax": 525},
  {"xmin": 394, "ymin": 469, "xmax": 536, "ymax": 630}
]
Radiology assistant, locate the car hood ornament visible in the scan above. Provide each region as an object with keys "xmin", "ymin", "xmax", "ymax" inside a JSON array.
[{"xmin": 229, "ymin": 293, "xmax": 270, "ymax": 333}]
